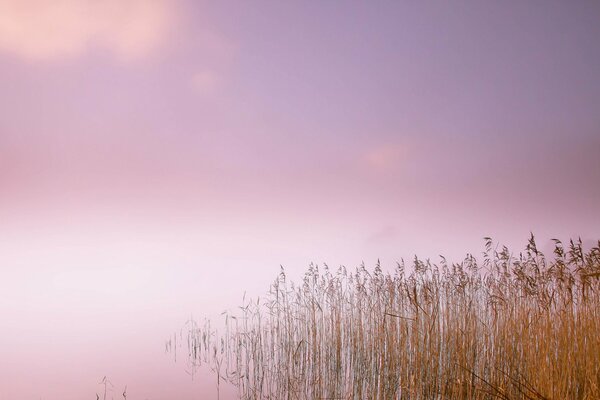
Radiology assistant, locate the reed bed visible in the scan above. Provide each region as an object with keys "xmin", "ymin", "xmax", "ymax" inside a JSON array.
[{"xmin": 174, "ymin": 236, "xmax": 600, "ymax": 399}]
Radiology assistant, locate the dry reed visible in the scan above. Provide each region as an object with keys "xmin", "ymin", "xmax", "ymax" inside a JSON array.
[{"xmin": 175, "ymin": 236, "xmax": 600, "ymax": 399}]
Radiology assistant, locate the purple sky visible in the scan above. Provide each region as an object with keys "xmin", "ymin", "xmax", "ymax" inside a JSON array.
[{"xmin": 1, "ymin": 1, "xmax": 599, "ymax": 399}]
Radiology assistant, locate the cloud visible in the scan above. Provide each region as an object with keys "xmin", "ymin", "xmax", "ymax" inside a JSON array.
[
  {"xmin": 191, "ymin": 69, "xmax": 221, "ymax": 94},
  {"xmin": 189, "ymin": 30, "xmax": 236, "ymax": 95},
  {"xmin": 367, "ymin": 225, "xmax": 399, "ymax": 244},
  {"xmin": 363, "ymin": 143, "xmax": 408, "ymax": 171},
  {"xmin": 0, "ymin": 0, "xmax": 173, "ymax": 61}
]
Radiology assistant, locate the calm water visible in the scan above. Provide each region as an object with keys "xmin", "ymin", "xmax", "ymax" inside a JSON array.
[
  {"xmin": 0, "ymin": 222, "xmax": 391, "ymax": 400},
  {"xmin": 0, "ymin": 247, "xmax": 250, "ymax": 400},
  {"xmin": 0, "ymin": 304, "xmax": 240, "ymax": 400}
]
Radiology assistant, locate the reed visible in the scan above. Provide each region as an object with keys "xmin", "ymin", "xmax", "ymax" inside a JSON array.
[{"xmin": 178, "ymin": 236, "xmax": 600, "ymax": 399}]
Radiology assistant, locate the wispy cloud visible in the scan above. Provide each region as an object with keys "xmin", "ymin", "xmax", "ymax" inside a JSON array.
[
  {"xmin": 367, "ymin": 225, "xmax": 398, "ymax": 244},
  {"xmin": 189, "ymin": 29, "xmax": 235, "ymax": 95},
  {"xmin": 191, "ymin": 69, "xmax": 221, "ymax": 94},
  {"xmin": 0, "ymin": 0, "xmax": 173, "ymax": 61},
  {"xmin": 363, "ymin": 143, "xmax": 408, "ymax": 171}
]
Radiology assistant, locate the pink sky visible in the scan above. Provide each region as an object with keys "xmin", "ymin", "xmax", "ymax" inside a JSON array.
[{"xmin": 1, "ymin": 1, "xmax": 599, "ymax": 399}]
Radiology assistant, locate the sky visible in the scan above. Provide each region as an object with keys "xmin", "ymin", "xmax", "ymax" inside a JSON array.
[{"xmin": 1, "ymin": 1, "xmax": 599, "ymax": 399}]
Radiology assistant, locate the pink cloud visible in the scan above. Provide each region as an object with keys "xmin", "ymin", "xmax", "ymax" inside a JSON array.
[
  {"xmin": 191, "ymin": 69, "xmax": 221, "ymax": 94},
  {"xmin": 0, "ymin": 0, "xmax": 174, "ymax": 61},
  {"xmin": 367, "ymin": 225, "xmax": 399, "ymax": 244},
  {"xmin": 363, "ymin": 143, "xmax": 408, "ymax": 171}
]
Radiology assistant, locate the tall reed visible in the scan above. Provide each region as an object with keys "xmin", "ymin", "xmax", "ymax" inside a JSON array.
[{"xmin": 176, "ymin": 236, "xmax": 600, "ymax": 399}]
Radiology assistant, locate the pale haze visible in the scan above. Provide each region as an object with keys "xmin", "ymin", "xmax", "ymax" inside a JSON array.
[{"xmin": 1, "ymin": 1, "xmax": 599, "ymax": 399}]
